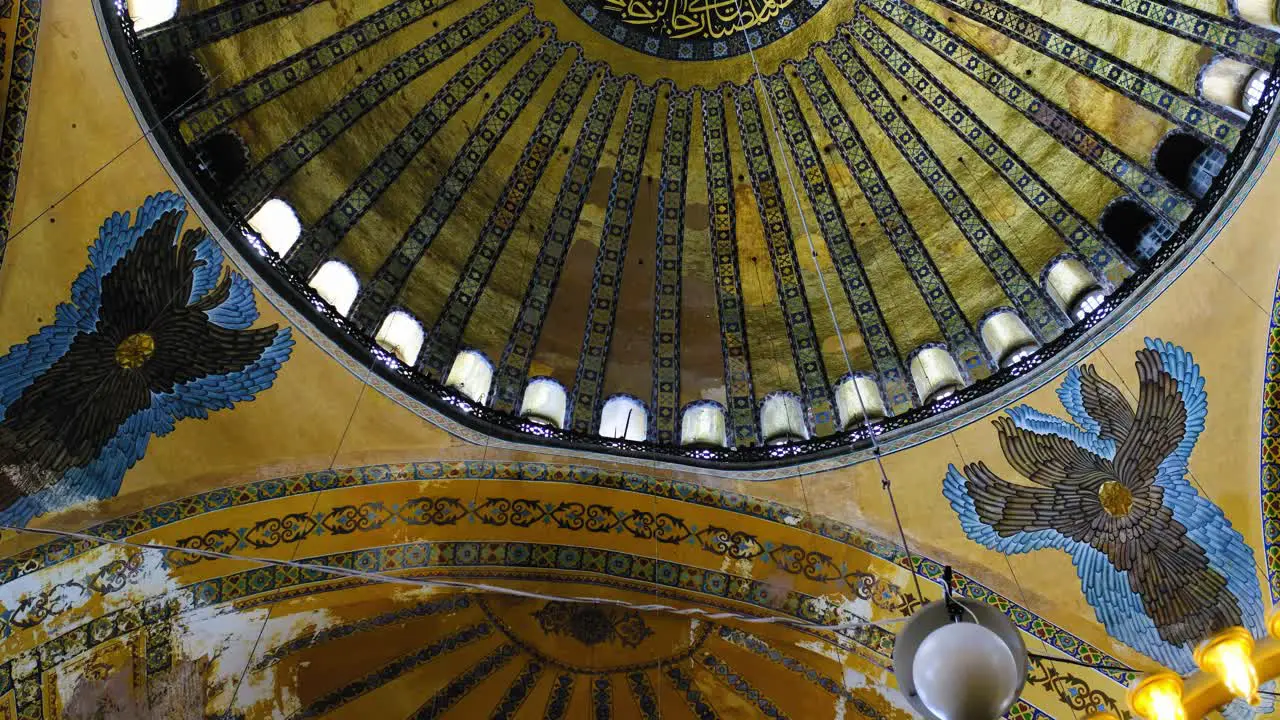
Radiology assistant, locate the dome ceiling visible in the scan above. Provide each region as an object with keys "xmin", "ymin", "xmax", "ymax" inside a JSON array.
[{"xmin": 108, "ymin": 0, "xmax": 1275, "ymax": 462}]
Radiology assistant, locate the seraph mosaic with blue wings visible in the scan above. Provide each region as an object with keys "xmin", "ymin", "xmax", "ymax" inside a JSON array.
[
  {"xmin": 945, "ymin": 339, "xmax": 1264, "ymax": 674},
  {"xmin": 0, "ymin": 192, "xmax": 293, "ymax": 527}
]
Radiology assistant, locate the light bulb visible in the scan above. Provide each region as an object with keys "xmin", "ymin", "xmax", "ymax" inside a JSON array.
[
  {"xmin": 1268, "ymin": 609, "xmax": 1280, "ymax": 639},
  {"xmin": 1128, "ymin": 673, "xmax": 1186, "ymax": 720},
  {"xmin": 1194, "ymin": 626, "xmax": 1260, "ymax": 705}
]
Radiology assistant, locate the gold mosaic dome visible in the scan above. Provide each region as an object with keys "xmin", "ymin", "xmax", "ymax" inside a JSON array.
[{"xmin": 105, "ymin": 0, "xmax": 1274, "ymax": 468}]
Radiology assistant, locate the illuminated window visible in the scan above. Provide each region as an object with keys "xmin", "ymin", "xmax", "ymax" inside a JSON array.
[
  {"xmin": 1244, "ymin": 70, "xmax": 1270, "ymax": 113},
  {"xmin": 248, "ymin": 199, "xmax": 302, "ymax": 257},
  {"xmin": 445, "ymin": 350, "xmax": 494, "ymax": 404},
  {"xmin": 520, "ymin": 377, "xmax": 567, "ymax": 429},
  {"xmin": 1043, "ymin": 257, "xmax": 1106, "ymax": 321},
  {"xmin": 600, "ymin": 395, "xmax": 647, "ymax": 441},
  {"xmin": 128, "ymin": 0, "xmax": 177, "ymax": 31},
  {"xmin": 680, "ymin": 401, "xmax": 728, "ymax": 448},
  {"xmin": 1235, "ymin": 0, "xmax": 1278, "ymax": 28},
  {"xmin": 979, "ymin": 310, "xmax": 1038, "ymax": 369},
  {"xmin": 1153, "ymin": 133, "xmax": 1224, "ymax": 199},
  {"xmin": 309, "ymin": 261, "xmax": 359, "ymax": 317},
  {"xmin": 1100, "ymin": 199, "xmax": 1172, "ymax": 263},
  {"xmin": 909, "ymin": 345, "xmax": 965, "ymax": 405},
  {"xmin": 1200, "ymin": 57, "xmax": 1255, "ymax": 114},
  {"xmin": 759, "ymin": 392, "xmax": 808, "ymax": 444},
  {"xmin": 374, "ymin": 310, "xmax": 424, "ymax": 366},
  {"xmin": 834, "ymin": 373, "xmax": 886, "ymax": 428}
]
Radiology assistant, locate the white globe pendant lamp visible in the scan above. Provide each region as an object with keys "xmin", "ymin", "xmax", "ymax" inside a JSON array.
[{"xmin": 893, "ymin": 597, "xmax": 1028, "ymax": 720}]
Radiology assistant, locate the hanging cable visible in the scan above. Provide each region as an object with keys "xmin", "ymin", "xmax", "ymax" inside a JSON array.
[{"xmin": 728, "ymin": 0, "xmax": 927, "ymax": 604}]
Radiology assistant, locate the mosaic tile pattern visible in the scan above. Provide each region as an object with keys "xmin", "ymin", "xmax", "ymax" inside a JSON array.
[
  {"xmin": 703, "ymin": 653, "xmax": 790, "ymax": 719},
  {"xmin": 796, "ymin": 57, "xmax": 989, "ymax": 375},
  {"xmin": 733, "ymin": 85, "xmax": 837, "ymax": 433},
  {"xmin": 862, "ymin": 0, "xmax": 1194, "ymax": 223},
  {"xmin": 929, "ymin": 0, "xmax": 1243, "ymax": 148},
  {"xmin": 544, "ymin": 673, "xmax": 576, "ymax": 719},
  {"xmin": 760, "ymin": 73, "xmax": 913, "ymax": 413},
  {"xmin": 626, "ymin": 670, "xmax": 659, "ymax": 719},
  {"xmin": 700, "ymin": 90, "xmax": 760, "ymax": 445},
  {"xmin": 292, "ymin": 623, "xmax": 495, "ymax": 719},
  {"xmin": 418, "ymin": 56, "xmax": 596, "ymax": 379},
  {"xmin": 827, "ymin": 35, "xmax": 1064, "ymax": 341},
  {"xmin": 490, "ymin": 660, "xmax": 544, "ymax": 719},
  {"xmin": 848, "ymin": 15, "xmax": 1130, "ymax": 283},
  {"xmin": 651, "ymin": 89, "xmax": 693, "ymax": 443},
  {"xmin": 229, "ymin": 7, "xmax": 538, "ymax": 217},
  {"xmin": 0, "ymin": 0, "xmax": 38, "ymax": 257},
  {"xmin": 1260, "ymin": 269, "xmax": 1280, "ymax": 602},
  {"xmin": 1072, "ymin": 0, "xmax": 1278, "ymax": 68},
  {"xmin": 412, "ymin": 643, "xmax": 518, "ymax": 718},
  {"xmin": 183, "ymin": 0, "xmax": 509, "ymax": 147},
  {"xmin": 665, "ymin": 664, "xmax": 721, "ymax": 719},
  {"xmin": 350, "ymin": 40, "xmax": 568, "ymax": 331},
  {"xmin": 492, "ymin": 79, "xmax": 625, "ymax": 413},
  {"xmin": 0, "ymin": 460, "xmax": 1134, "ymax": 676},
  {"xmin": 592, "ymin": 675, "xmax": 613, "ymax": 720},
  {"xmin": 568, "ymin": 83, "xmax": 658, "ymax": 433},
  {"xmin": 138, "ymin": 0, "xmax": 325, "ymax": 59}
]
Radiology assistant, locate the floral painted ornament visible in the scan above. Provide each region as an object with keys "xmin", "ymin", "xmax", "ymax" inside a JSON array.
[{"xmin": 0, "ymin": 192, "xmax": 293, "ymax": 526}]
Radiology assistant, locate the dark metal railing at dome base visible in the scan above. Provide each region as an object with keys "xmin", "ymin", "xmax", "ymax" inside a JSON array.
[{"xmin": 102, "ymin": 0, "xmax": 1280, "ymax": 471}]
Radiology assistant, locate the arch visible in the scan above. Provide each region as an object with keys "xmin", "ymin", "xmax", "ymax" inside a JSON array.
[
  {"xmin": 309, "ymin": 261, "xmax": 360, "ymax": 317},
  {"xmin": 248, "ymin": 199, "xmax": 303, "ymax": 257},
  {"xmin": 1100, "ymin": 199, "xmax": 1171, "ymax": 262},
  {"xmin": 520, "ymin": 377, "xmax": 568, "ymax": 429},
  {"xmin": 909, "ymin": 345, "xmax": 965, "ymax": 405},
  {"xmin": 1244, "ymin": 69, "xmax": 1271, "ymax": 113},
  {"xmin": 1152, "ymin": 133, "xmax": 1214, "ymax": 197},
  {"xmin": 759, "ymin": 392, "xmax": 809, "ymax": 444},
  {"xmin": 834, "ymin": 373, "xmax": 887, "ymax": 429},
  {"xmin": 445, "ymin": 350, "xmax": 494, "ymax": 404},
  {"xmin": 1200, "ymin": 57, "xmax": 1256, "ymax": 115},
  {"xmin": 1042, "ymin": 256, "xmax": 1106, "ymax": 321},
  {"xmin": 127, "ymin": 0, "xmax": 177, "ymax": 31},
  {"xmin": 374, "ymin": 310, "xmax": 425, "ymax": 366},
  {"xmin": 1233, "ymin": 0, "xmax": 1278, "ymax": 31},
  {"xmin": 599, "ymin": 395, "xmax": 648, "ymax": 441},
  {"xmin": 680, "ymin": 401, "xmax": 729, "ymax": 448},
  {"xmin": 979, "ymin": 310, "xmax": 1039, "ymax": 368}
]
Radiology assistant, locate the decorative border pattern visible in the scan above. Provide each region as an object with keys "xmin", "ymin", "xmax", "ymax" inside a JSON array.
[
  {"xmin": 0, "ymin": 0, "xmax": 39, "ymax": 258},
  {"xmin": 929, "ymin": 0, "xmax": 1243, "ymax": 148},
  {"xmin": 862, "ymin": 0, "xmax": 1194, "ymax": 223},
  {"xmin": 796, "ymin": 56, "xmax": 988, "ymax": 375},
  {"xmin": 733, "ymin": 85, "xmax": 837, "ymax": 433},
  {"xmin": 544, "ymin": 673, "xmax": 576, "ymax": 719},
  {"xmin": 229, "ymin": 8, "xmax": 539, "ymax": 216},
  {"xmin": 137, "ymin": 0, "xmax": 325, "ymax": 59},
  {"xmin": 665, "ymin": 664, "xmax": 721, "ymax": 719},
  {"xmin": 568, "ymin": 83, "xmax": 658, "ymax": 432},
  {"xmin": 761, "ymin": 73, "xmax": 914, "ymax": 413},
  {"xmin": 1260, "ymin": 267, "xmax": 1280, "ymax": 602},
  {"xmin": 703, "ymin": 653, "xmax": 789, "ymax": 718},
  {"xmin": 848, "ymin": 16, "xmax": 1130, "ymax": 283},
  {"xmin": 651, "ymin": 89, "xmax": 692, "ymax": 443},
  {"xmin": 591, "ymin": 675, "xmax": 612, "ymax": 720},
  {"xmin": 181, "ymin": 0, "xmax": 467, "ymax": 144},
  {"xmin": 413, "ymin": 643, "xmax": 519, "ymax": 718},
  {"xmin": 420, "ymin": 57, "xmax": 597, "ymax": 380},
  {"xmin": 627, "ymin": 671, "xmax": 659, "ymax": 720},
  {"xmin": 701, "ymin": 89, "xmax": 759, "ymax": 445},
  {"xmin": 350, "ymin": 39, "xmax": 568, "ymax": 331},
  {"xmin": 0, "ymin": 461, "xmax": 1130, "ymax": 680},
  {"xmin": 1071, "ymin": 0, "xmax": 1277, "ymax": 68},
  {"xmin": 827, "ymin": 36, "xmax": 1064, "ymax": 341},
  {"xmin": 492, "ymin": 77, "xmax": 624, "ymax": 412},
  {"xmin": 491, "ymin": 660, "xmax": 544, "ymax": 719}
]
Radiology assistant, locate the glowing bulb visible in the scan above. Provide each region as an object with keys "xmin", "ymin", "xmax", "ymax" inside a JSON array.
[
  {"xmin": 1128, "ymin": 673, "xmax": 1186, "ymax": 720},
  {"xmin": 1268, "ymin": 609, "xmax": 1280, "ymax": 639},
  {"xmin": 1194, "ymin": 626, "xmax": 1260, "ymax": 705}
]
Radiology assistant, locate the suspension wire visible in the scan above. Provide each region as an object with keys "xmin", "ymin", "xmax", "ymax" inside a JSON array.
[
  {"xmin": 0, "ymin": 523, "xmax": 909, "ymax": 633},
  {"xmin": 729, "ymin": 0, "xmax": 927, "ymax": 604}
]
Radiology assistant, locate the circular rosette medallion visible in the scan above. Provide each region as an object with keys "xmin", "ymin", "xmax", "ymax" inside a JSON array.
[{"xmin": 561, "ymin": 0, "xmax": 828, "ymax": 59}]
